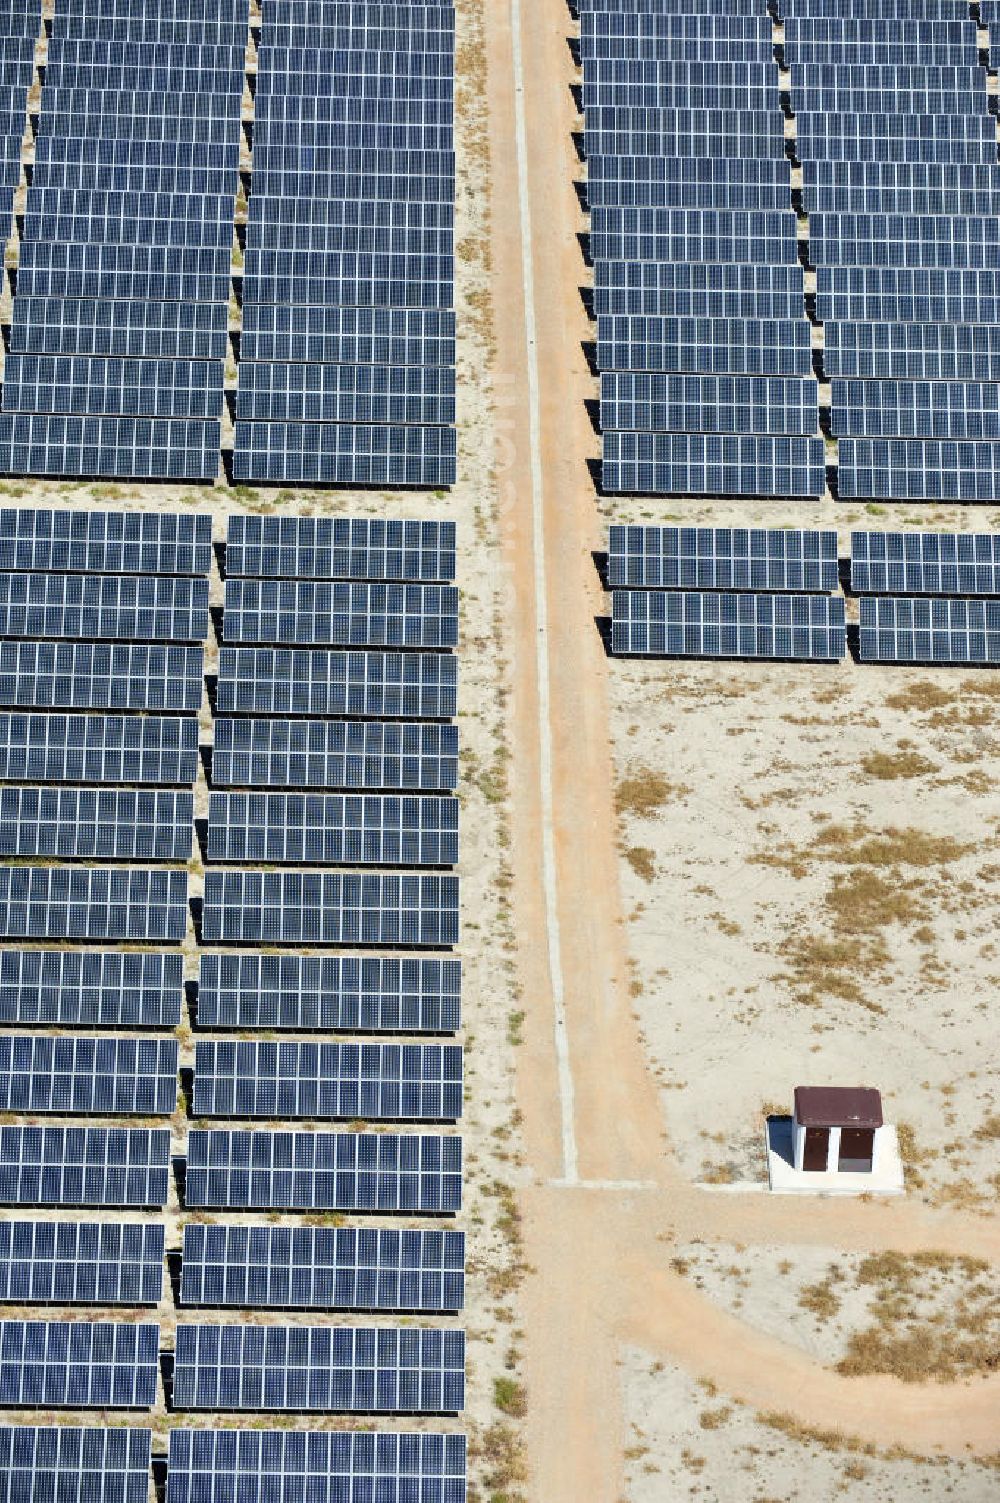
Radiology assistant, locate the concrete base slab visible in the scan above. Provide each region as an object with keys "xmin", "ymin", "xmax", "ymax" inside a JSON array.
[{"xmin": 765, "ymin": 1116, "xmax": 906, "ymax": 1196}]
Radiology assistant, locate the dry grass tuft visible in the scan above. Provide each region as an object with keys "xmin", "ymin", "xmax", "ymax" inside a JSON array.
[
  {"xmin": 860, "ymin": 749, "xmax": 939, "ymax": 780},
  {"xmin": 812, "ymin": 823, "xmax": 972, "ymax": 868},
  {"xmin": 885, "ymin": 681, "xmax": 954, "ymax": 712},
  {"xmin": 615, "ymin": 769, "xmax": 690, "ymax": 818},
  {"xmin": 625, "ymin": 846, "xmax": 656, "ymax": 882}
]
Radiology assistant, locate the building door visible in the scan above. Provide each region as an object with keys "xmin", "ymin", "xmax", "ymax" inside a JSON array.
[
  {"xmin": 838, "ymin": 1128, "xmax": 874, "ymax": 1173},
  {"xmin": 803, "ymin": 1126, "xmax": 829, "ymax": 1171}
]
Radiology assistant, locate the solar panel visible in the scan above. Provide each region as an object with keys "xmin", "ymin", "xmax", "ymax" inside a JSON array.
[
  {"xmin": 816, "ymin": 265, "xmax": 1000, "ymax": 325},
  {"xmin": 850, "ymin": 531, "xmax": 1000, "ymax": 595},
  {"xmin": 608, "ymin": 526, "xmax": 839, "ymax": 593},
  {"xmin": 3, "ymin": 356, "xmax": 226, "ymax": 422},
  {"xmin": 793, "ymin": 115, "xmax": 993, "ymax": 161},
  {"xmin": 0, "ymin": 713, "xmax": 199, "ymax": 786},
  {"xmin": 0, "ymin": 1125, "xmax": 170, "ymax": 1207},
  {"xmin": 215, "ymin": 649, "xmax": 456, "ymax": 721},
  {"xmin": 0, "ymin": 1427, "xmax": 151, "ymax": 1503},
  {"xmin": 0, "ymin": 866, "xmax": 189, "ymax": 941},
  {"xmin": 180, "ymin": 1225, "xmax": 464, "ymax": 1313},
  {"xmin": 222, "ymin": 581, "xmax": 458, "ymax": 650},
  {"xmin": 830, "ymin": 380, "xmax": 1000, "ymax": 441},
  {"xmin": 201, "ymin": 871, "xmax": 458, "ymax": 947},
  {"xmin": 589, "ymin": 211, "xmax": 799, "ymax": 267},
  {"xmin": 599, "ymin": 373, "xmax": 818, "ymax": 436},
  {"xmin": 595, "ymin": 316, "xmax": 814, "ymax": 378},
  {"xmin": 791, "ymin": 85, "xmax": 986, "ymax": 117},
  {"xmin": 184, "ymin": 1129, "xmax": 461, "ymax": 1213},
  {"xmin": 171, "ymin": 1325, "xmax": 464, "ymax": 1414},
  {"xmin": 239, "ymin": 304, "xmax": 456, "ymax": 368},
  {"xmin": 594, "ymin": 264, "xmax": 805, "ymax": 318},
  {"xmin": 0, "ymin": 642, "xmax": 204, "ymax": 713},
  {"xmin": 225, "ymin": 517, "xmax": 456, "ymax": 583},
  {"xmin": 583, "ymin": 64, "xmax": 778, "ymax": 96},
  {"xmin": 15, "ymin": 244, "xmax": 232, "ymax": 306},
  {"xmin": 809, "ymin": 215, "xmax": 1000, "ymax": 271},
  {"xmin": 782, "ymin": 0, "xmax": 970, "ymax": 11},
  {"xmin": 192, "ymin": 1040, "xmax": 463, "ymax": 1122},
  {"xmin": 166, "ymin": 1430, "xmax": 465, "ymax": 1503},
  {"xmin": 0, "ymin": 950, "xmax": 183, "ymax": 1028},
  {"xmin": 839, "ymin": 437, "xmax": 1000, "ymax": 500},
  {"xmin": 0, "ymin": 573, "xmax": 209, "ymax": 643},
  {"xmin": 783, "ymin": 15, "xmax": 975, "ymax": 40},
  {"xmin": 803, "ymin": 184, "xmax": 1000, "ymax": 220},
  {"xmin": 789, "ymin": 62, "xmax": 986, "ymax": 90},
  {"xmin": 0, "ymin": 415, "xmax": 223, "ymax": 482},
  {"xmin": 0, "ymin": 1321, "xmax": 159, "ymax": 1409},
  {"xmin": 824, "ymin": 323, "xmax": 1000, "ymax": 382},
  {"xmin": 859, "ymin": 596, "xmax": 1000, "ymax": 663},
  {"xmin": 588, "ymin": 153, "xmax": 790, "ymax": 187},
  {"xmin": 0, "ymin": 510, "xmax": 212, "ymax": 575},
  {"xmin": 206, "ymin": 791, "xmax": 458, "ymax": 868},
  {"xmin": 9, "ymin": 299, "xmax": 228, "ymax": 362},
  {"xmin": 611, "ymin": 591, "xmax": 847, "ymax": 660},
  {"xmin": 585, "ymin": 84, "xmax": 778, "ymax": 114},
  {"xmin": 231, "ymin": 423, "xmax": 457, "ymax": 487},
  {"xmin": 587, "ymin": 175, "xmax": 792, "ymax": 212},
  {"xmin": 0, "ymin": 1036, "xmax": 178, "ymax": 1115},
  {"xmin": 0, "ymin": 1223, "xmax": 163, "ymax": 1306},
  {"xmin": 0, "ymin": 787, "xmax": 194, "ymax": 861},
  {"xmin": 602, "ymin": 432, "xmax": 826, "ymax": 498},
  {"xmin": 196, "ymin": 953, "xmax": 460, "ymax": 1034},
  {"xmin": 211, "ymin": 718, "xmax": 458, "ymax": 792},
  {"xmin": 583, "ymin": 126, "xmax": 787, "ymax": 161}
]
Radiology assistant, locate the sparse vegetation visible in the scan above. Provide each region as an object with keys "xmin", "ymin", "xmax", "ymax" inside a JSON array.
[
  {"xmin": 837, "ymin": 1250, "xmax": 1000, "ymax": 1383},
  {"xmin": 615, "ymin": 769, "xmax": 689, "ymax": 818},
  {"xmin": 493, "ymin": 1375, "xmax": 528, "ymax": 1418},
  {"xmin": 624, "ymin": 845, "xmax": 656, "ymax": 882},
  {"xmin": 860, "ymin": 749, "xmax": 939, "ymax": 780}
]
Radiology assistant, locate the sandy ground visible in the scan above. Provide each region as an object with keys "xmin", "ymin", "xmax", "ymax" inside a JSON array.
[
  {"xmin": 621, "ymin": 1349, "xmax": 1000, "ymax": 1503},
  {"xmin": 0, "ymin": 0, "xmax": 530, "ymax": 1491}
]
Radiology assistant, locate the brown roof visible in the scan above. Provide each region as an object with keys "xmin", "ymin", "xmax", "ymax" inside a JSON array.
[{"xmin": 794, "ymin": 1086, "xmax": 883, "ymax": 1129}]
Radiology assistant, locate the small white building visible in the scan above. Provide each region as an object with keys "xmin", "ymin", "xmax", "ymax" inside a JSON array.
[
  {"xmin": 766, "ymin": 1085, "xmax": 905, "ymax": 1195},
  {"xmin": 792, "ymin": 1086, "xmax": 885, "ymax": 1174}
]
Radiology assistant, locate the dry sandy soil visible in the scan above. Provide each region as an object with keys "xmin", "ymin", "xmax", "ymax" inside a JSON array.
[{"xmin": 621, "ymin": 1348, "xmax": 1000, "ymax": 1503}]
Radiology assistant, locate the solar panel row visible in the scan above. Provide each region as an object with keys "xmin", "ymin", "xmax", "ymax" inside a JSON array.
[
  {"xmin": 0, "ymin": 712, "xmax": 199, "ymax": 785},
  {"xmin": 0, "ymin": 1035, "xmax": 178, "ymax": 1115},
  {"xmin": 179, "ymin": 1224, "xmax": 465, "ymax": 1313},
  {"xmin": 196, "ymin": 953, "xmax": 461, "ymax": 1033},
  {"xmin": 211, "ymin": 718, "xmax": 459, "ymax": 792},
  {"xmin": 184, "ymin": 1129, "xmax": 461, "ymax": 1214},
  {"xmin": 612, "ymin": 591, "xmax": 847, "ymax": 661},
  {"xmin": 166, "ymin": 1430, "xmax": 465, "ymax": 1503},
  {"xmin": 0, "ymin": 1222, "xmax": 163, "ymax": 1306},
  {"xmin": 851, "ymin": 530, "xmax": 1000, "ymax": 595},
  {"xmin": 171, "ymin": 1325, "xmax": 464, "ymax": 1414},
  {"xmin": 0, "ymin": 1125, "xmax": 169, "ymax": 1208},
  {"xmin": 0, "ymin": 949, "xmax": 183, "ymax": 1027},
  {"xmin": 0, "ymin": 1426, "xmax": 151, "ymax": 1503},
  {"xmin": 192, "ymin": 1040, "xmax": 463, "ymax": 1122}
]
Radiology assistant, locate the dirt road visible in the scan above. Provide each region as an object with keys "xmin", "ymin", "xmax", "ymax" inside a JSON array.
[{"xmin": 484, "ymin": 0, "xmax": 1000, "ymax": 1496}]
